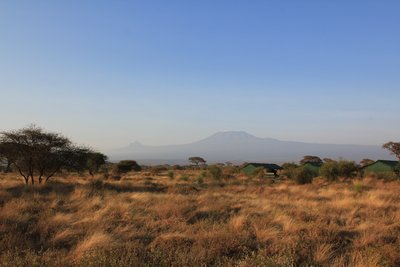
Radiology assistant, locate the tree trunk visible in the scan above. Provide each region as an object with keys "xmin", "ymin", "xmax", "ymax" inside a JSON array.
[
  {"xmin": 5, "ymin": 161, "xmax": 11, "ymax": 173},
  {"xmin": 31, "ymin": 176, "xmax": 34, "ymax": 185}
]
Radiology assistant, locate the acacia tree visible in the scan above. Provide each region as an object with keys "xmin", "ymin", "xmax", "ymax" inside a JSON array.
[
  {"xmin": 382, "ymin": 142, "xmax": 400, "ymax": 160},
  {"xmin": 300, "ymin": 155, "xmax": 323, "ymax": 165},
  {"xmin": 0, "ymin": 125, "xmax": 98, "ymax": 184},
  {"xmin": 188, "ymin": 156, "xmax": 206, "ymax": 167}
]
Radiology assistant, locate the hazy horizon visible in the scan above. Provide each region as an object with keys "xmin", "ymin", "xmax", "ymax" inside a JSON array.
[{"xmin": 1, "ymin": 1, "xmax": 399, "ymax": 151}]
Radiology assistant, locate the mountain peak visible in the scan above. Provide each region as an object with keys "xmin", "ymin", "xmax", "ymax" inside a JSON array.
[
  {"xmin": 128, "ymin": 141, "xmax": 144, "ymax": 147},
  {"xmin": 212, "ymin": 131, "xmax": 257, "ymax": 138},
  {"xmin": 197, "ymin": 131, "xmax": 262, "ymax": 144}
]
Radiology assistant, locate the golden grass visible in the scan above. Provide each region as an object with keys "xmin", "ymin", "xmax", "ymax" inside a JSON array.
[{"xmin": 0, "ymin": 171, "xmax": 400, "ymax": 266}]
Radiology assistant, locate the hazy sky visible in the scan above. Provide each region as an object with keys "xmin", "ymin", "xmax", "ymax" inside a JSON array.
[{"xmin": 1, "ymin": 1, "xmax": 399, "ymax": 150}]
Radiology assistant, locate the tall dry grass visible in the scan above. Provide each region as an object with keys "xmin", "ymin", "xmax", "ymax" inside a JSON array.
[{"xmin": 0, "ymin": 172, "xmax": 399, "ymax": 266}]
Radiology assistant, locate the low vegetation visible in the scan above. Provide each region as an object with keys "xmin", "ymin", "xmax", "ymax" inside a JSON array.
[
  {"xmin": 1, "ymin": 170, "xmax": 400, "ymax": 266},
  {"xmin": 1, "ymin": 127, "xmax": 400, "ymax": 266}
]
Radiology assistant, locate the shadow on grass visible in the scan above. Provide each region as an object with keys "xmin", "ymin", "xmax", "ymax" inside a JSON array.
[
  {"xmin": 103, "ymin": 182, "xmax": 167, "ymax": 193},
  {"xmin": 5, "ymin": 181, "xmax": 76, "ymax": 198}
]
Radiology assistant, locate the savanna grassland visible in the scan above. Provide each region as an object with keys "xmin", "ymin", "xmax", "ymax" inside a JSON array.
[{"xmin": 1, "ymin": 170, "xmax": 400, "ymax": 267}]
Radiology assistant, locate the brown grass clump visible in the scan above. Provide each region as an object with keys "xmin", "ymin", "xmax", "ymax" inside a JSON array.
[{"xmin": 0, "ymin": 171, "xmax": 400, "ymax": 266}]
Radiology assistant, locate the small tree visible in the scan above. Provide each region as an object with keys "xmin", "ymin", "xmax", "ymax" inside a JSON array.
[
  {"xmin": 188, "ymin": 156, "xmax": 206, "ymax": 167},
  {"xmin": 382, "ymin": 142, "xmax": 400, "ymax": 160},
  {"xmin": 0, "ymin": 125, "xmax": 95, "ymax": 184},
  {"xmin": 281, "ymin": 162, "xmax": 298, "ymax": 179}
]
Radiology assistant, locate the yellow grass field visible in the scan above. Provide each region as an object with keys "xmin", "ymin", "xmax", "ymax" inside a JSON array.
[{"xmin": 1, "ymin": 171, "xmax": 400, "ymax": 266}]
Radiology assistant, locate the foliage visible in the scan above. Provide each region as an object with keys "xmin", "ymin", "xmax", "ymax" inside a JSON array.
[
  {"xmin": 223, "ymin": 165, "xmax": 239, "ymax": 179},
  {"xmin": 292, "ymin": 166, "xmax": 315, "ymax": 184},
  {"xmin": 86, "ymin": 152, "xmax": 108, "ymax": 176},
  {"xmin": 1, "ymin": 173, "xmax": 400, "ymax": 266},
  {"xmin": 382, "ymin": 141, "xmax": 400, "ymax": 159},
  {"xmin": 196, "ymin": 176, "xmax": 204, "ymax": 185},
  {"xmin": 180, "ymin": 174, "xmax": 190, "ymax": 181},
  {"xmin": 188, "ymin": 156, "xmax": 206, "ymax": 166},
  {"xmin": 114, "ymin": 160, "xmax": 141, "ymax": 174},
  {"xmin": 281, "ymin": 162, "xmax": 298, "ymax": 170},
  {"xmin": 320, "ymin": 160, "xmax": 357, "ymax": 181},
  {"xmin": 0, "ymin": 125, "xmax": 95, "ymax": 184},
  {"xmin": 281, "ymin": 162, "xmax": 298, "ymax": 179},
  {"xmin": 300, "ymin": 155, "xmax": 323, "ymax": 165},
  {"xmin": 320, "ymin": 161, "xmax": 339, "ymax": 181},
  {"xmin": 337, "ymin": 160, "xmax": 357, "ymax": 177},
  {"xmin": 208, "ymin": 165, "xmax": 222, "ymax": 181},
  {"xmin": 167, "ymin": 171, "xmax": 175, "ymax": 180}
]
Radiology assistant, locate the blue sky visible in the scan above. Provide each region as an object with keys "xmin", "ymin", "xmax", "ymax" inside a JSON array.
[{"xmin": 1, "ymin": 1, "xmax": 399, "ymax": 150}]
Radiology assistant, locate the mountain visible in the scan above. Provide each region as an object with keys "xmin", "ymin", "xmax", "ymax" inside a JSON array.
[{"xmin": 107, "ymin": 131, "xmax": 394, "ymax": 164}]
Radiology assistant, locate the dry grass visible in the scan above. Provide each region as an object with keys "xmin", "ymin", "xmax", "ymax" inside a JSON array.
[{"xmin": 0, "ymin": 171, "xmax": 400, "ymax": 266}]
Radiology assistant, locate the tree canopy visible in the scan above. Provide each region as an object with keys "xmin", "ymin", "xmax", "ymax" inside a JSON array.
[
  {"xmin": 188, "ymin": 156, "xmax": 207, "ymax": 166},
  {"xmin": 0, "ymin": 125, "xmax": 104, "ymax": 184},
  {"xmin": 382, "ymin": 142, "xmax": 400, "ymax": 160},
  {"xmin": 300, "ymin": 155, "xmax": 323, "ymax": 165}
]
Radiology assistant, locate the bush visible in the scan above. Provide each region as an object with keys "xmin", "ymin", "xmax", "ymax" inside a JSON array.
[
  {"xmin": 222, "ymin": 166, "xmax": 239, "ymax": 179},
  {"xmin": 337, "ymin": 160, "xmax": 357, "ymax": 178},
  {"xmin": 252, "ymin": 167, "xmax": 265, "ymax": 179},
  {"xmin": 150, "ymin": 165, "xmax": 168, "ymax": 175},
  {"xmin": 292, "ymin": 167, "xmax": 314, "ymax": 184},
  {"xmin": 320, "ymin": 161, "xmax": 339, "ymax": 181},
  {"xmin": 320, "ymin": 160, "xmax": 357, "ymax": 181},
  {"xmin": 114, "ymin": 160, "xmax": 141, "ymax": 174},
  {"xmin": 208, "ymin": 165, "xmax": 222, "ymax": 181},
  {"xmin": 281, "ymin": 162, "xmax": 298, "ymax": 179},
  {"xmin": 196, "ymin": 176, "xmax": 204, "ymax": 185},
  {"xmin": 180, "ymin": 174, "xmax": 190, "ymax": 181},
  {"xmin": 167, "ymin": 171, "xmax": 175, "ymax": 180}
]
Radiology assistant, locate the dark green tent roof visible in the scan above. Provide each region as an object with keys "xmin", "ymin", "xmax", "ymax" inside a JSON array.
[
  {"xmin": 362, "ymin": 160, "xmax": 399, "ymax": 169},
  {"xmin": 243, "ymin": 163, "xmax": 282, "ymax": 171}
]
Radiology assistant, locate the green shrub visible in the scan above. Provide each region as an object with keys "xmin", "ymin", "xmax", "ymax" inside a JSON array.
[
  {"xmin": 320, "ymin": 160, "xmax": 357, "ymax": 181},
  {"xmin": 114, "ymin": 160, "xmax": 141, "ymax": 174},
  {"xmin": 320, "ymin": 161, "xmax": 339, "ymax": 181},
  {"xmin": 167, "ymin": 171, "xmax": 175, "ymax": 180},
  {"xmin": 208, "ymin": 165, "xmax": 222, "ymax": 181},
  {"xmin": 197, "ymin": 176, "xmax": 204, "ymax": 185},
  {"xmin": 292, "ymin": 167, "xmax": 314, "ymax": 184},
  {"xmin": 337, "ymin": 160, "xmax": 357, "ymax": 177},
  {"xmin": 180, "ymin": 174, "xmax": 190, "ymax": 181},
  {"xmin": 281, "ymin": 162, "xmax": 298, "ymax": 179}
]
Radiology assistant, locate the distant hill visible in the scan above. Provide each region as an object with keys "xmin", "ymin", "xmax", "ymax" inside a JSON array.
[{"xmin": 107, "ymin": 131, "xmax": 394, "ymax": 165}]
